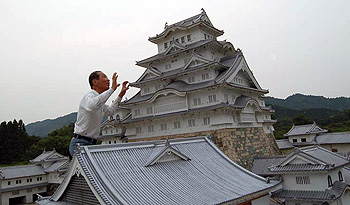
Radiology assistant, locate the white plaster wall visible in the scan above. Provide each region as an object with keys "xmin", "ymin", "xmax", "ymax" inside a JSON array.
[
  {"xmin": 282, "ymin": 173, "xmax": 328, "ymax": 191},
  {"xmin": 251, "ymin": 195, "xmax": 270, "ymax": 205},
  {"xmin": 1, "ymin": 175, "xmax": 47, "ymax": 191},
  {"xmin": 48, "ymin": 173, "xmax": 63, "ymax": 184},
  {"xmin": 157, "ymin": 28, "xmax": 200, "ymax": 53},
  {"xmin": 289, "ymin": 134, "xmax": 315, "ymax": 143},
  {"xmin": 321, "ymin": 144, "xmax": 350, "ymax": 153},
  {"xmin": 0, "ymin": 186, "xmax": 47, "ymax": 205}
]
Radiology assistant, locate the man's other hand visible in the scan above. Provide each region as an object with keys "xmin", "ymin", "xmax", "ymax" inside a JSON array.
[{"xmin": 119, "ymin": 81, "xmax": 129, "ymax": 98}]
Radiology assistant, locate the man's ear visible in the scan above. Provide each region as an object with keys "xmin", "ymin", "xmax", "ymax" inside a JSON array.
[{"xmin": 92, "ymin": 78, "xmax": 98, "ymax": 87}]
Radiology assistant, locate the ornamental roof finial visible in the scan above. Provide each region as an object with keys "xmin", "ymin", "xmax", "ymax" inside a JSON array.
[
  {"xmin": 201, "ymin": 8, "xmax": 205, "ymax": 13},
  {"xmin": 164, "ymin": 22, "xmax": 168, "ymax": 29}
]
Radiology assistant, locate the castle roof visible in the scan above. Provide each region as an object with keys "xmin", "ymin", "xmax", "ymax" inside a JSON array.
[
  {"xmin": 31, "ymin": 149, "xmax": 68, "ymax": 163},
  {"xmin": 46, "ymin": 137, "xmax": 277, "ymax": 205},
  {"xmin": 269, "ymin": 146, "xmax": 349, "ymax": 173},
  {"xmin": 148, "ymin": 10, "xmax": 223, "ymax": 43},
  {"xmin": 272, "ymin": 181, "xmax": 350, "ymax": 202},
  {"xmin": 0, "ymin": 164, "xmax": 46, "ymax": 179},
  {"xmin": 315, "ymin": 132, "xmax": 350, "ymax": 145},
  {"xmin": 284, "ymin": 122, "xmax": 328, "ymax": 137},
  {"xmin": 251, "ymin": 156, "xmax": 286, "ymax": 177},
  {"xmin": 136, "ymin": 39, "xmax": 219, "ymax": 66}
]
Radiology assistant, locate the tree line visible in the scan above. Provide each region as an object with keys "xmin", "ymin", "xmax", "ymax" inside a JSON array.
[
  {"xmin": 0, "ymin": 120, "xmax": 73, "ymax": 165},
  {"xmin": 272, "ymin": 107, "xmax": 350, "ymax": 139}
]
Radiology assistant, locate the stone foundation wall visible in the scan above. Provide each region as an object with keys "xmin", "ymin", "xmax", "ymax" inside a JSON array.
[{"xmin": 129, "ymin": 127, "xmax": 281, "ymax": 170}]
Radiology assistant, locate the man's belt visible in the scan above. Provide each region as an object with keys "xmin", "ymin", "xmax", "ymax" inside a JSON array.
[{"xmin": 73, "ymin": 133, "xmax": 97, "ymax": 144}]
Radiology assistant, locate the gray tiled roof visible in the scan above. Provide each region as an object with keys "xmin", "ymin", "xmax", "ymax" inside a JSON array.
[
  {"xmin": 31, "ymin": 150, "xmax": 68, "ymax": 163},
  {"xmin": 0, "ymin": 164, "xmax": 45, "ymax": 179},
  {"xmin": 316, "ymin": 132, "xmax": 350, "ymax": 144},
  {"xmin": 276, "ymin": 139, "xmax": 294, "ymax": 149},
  {"xmin": 137, "ymin": 39, "xmax": 215, "ymax": 65},
  {"xmin": 269, "ymin": 146, "xmax": 350, "ymax": 173},
  {"xmin": 251, "ymin": 156, "xmax": 286, "ymax": 176},
  {"xmin": 272, "ymin": 181, "xmax": 349, "ymax": 202},
  {"xmin": 51, "ymin": 137, "xmax": 277, "ymax": 205},
  {"xmin": 149, "ymin": 10, "xmax": 223, "ymax": 42},
  {"xmin": 44, "ymin": 160, "xmax": 70, "ymax": 173},
  {"xmin": 124, "ymin": 80, "xmax": 216, "ymax": 105},
  {"xmin": 284, "ymin": 122, "xmax": 328, "ymax": 137},
  {"xmin": 133, "ymin": 58, "xmax": 231, "ymax": 86}
]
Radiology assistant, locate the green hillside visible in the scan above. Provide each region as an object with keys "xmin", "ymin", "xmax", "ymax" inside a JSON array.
[
  {"xmin": 26, "ymin": 112, "xmax": 77, "ymax": 137},
  {"xmin": 266, "ymin": 93, "xmax": 350, "ymax": 111}
]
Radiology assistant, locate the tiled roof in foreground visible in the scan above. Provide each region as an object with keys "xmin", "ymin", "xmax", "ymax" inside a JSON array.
[
  {"xmin": 273, "ymin": 181, "xmax": 349, "ymax": 202},
  {"xmin": 48, "ymin": 137, "xmax": 278, "ymax": 205}
]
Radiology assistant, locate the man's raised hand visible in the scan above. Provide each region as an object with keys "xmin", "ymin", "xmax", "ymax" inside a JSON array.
[{"xmin": 111, "ymin": 72, "xmax": 120, "ymax": 90}]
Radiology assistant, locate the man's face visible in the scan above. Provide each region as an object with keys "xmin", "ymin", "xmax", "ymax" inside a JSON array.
[{"xmin": 94, "ymin": 72, "xmax": 110, "ymax": 92}]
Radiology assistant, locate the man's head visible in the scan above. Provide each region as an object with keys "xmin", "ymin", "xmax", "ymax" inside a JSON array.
[{"xmin": 89, "ymin": 71, "xmax": 110, "ymax": 93}]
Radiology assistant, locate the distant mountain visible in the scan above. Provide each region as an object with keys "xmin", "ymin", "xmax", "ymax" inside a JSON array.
[
  {"xmin": 266, "ymin": 93, "xmax": 350, "ymax": 111},
  {"xmin": 26, "ymin": 112, "xmax": 77, "ymax": 137}
]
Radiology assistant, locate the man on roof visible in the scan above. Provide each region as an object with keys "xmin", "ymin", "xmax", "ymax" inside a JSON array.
[{"xmin": 69, "ymin": 71, "xmax": 129, "ymax": 157}]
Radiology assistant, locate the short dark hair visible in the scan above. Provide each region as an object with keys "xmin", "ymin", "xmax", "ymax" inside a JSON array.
[{"xmin": 89, "ymin": 71, "xmax": 101, "ymax": 88}]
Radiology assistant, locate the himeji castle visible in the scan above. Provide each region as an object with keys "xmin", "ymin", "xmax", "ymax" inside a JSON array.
[{"xmin": 100, "ymin": 9, "xmax": 280, "ymax": 168}]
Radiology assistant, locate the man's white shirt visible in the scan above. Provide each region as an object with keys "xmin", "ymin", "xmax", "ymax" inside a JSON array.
[{"xmin": 74, "ymin": 88, "xmax": 121, "ymax": 139}]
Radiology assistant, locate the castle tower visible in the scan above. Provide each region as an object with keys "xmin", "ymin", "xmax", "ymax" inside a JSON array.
[{"xmin": 100, "ymin": 10, "xmax": 280, "ymax": 169}]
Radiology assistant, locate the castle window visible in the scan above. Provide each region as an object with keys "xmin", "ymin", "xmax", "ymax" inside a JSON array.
[
  {"xmin": 115, "ymin": 128, "xmax": 118, "ymax": 133},
  {"xmin": 165, "ymin": 64, "xmax": 171, "ymax": 70},
  {"xmin": 164, "ymin": 42, "xmax": 168, "ymax": 49},
  {"xmin": 296, "ymin": 176, "xmax": 310, "ymax": 184},
  {"xmin": 109, "ymin": 141, "xmax": 111, "ymax": 144},
  {"xmin": 174, "ymin": 121, "xmax": 181, "ymax": 129},
  {"xmin": 193, "ymin": 98, "xmax": 201, "ymax": 106},
  {"xmin": 201, "ymin": 73, "xmax": 209, "ymax": 80},
  {"xmin": 27, "ymin": 178, "xmax": 32, "ymax": 183},
  {"xmin": 161, "ymin": 123, "xmax": 167, "ymax": 131},
  {"xmin": 224, "ymin": 94, "xmax": 228, "ymax": 101},
  {"xmin": 148, "ymin": 125, "xmax": 154, "ymax": 133},
  {"xmin": 8, "ymin": 181, "xmax": 11, "ymax": 185},
  {"xmin": 181, "ymin": 36, "xmax": 185, "ymax": 43},
  {"xmin": 136, "ymin": 127, "xmax": 142, "ymax": 134},
  {"xmin": 292, "ymin": 139, "xmax": 298, "ymax": 143},
  {"xmin": 208, "ymin": 95, "xmax": 217, "ymax": 103},
  {"xmin": 134, "ymin": 109, "xmax": 140, "ymax": 116},
  {"xmin": 203, "ymin": 117, "xmax": 210, "ymax": 125},
  {"xmin": 188, "ymin": 76, "xmax": 195, "ymax": 83},
  {"xmin": 146, "ymin": 107, "xmax": 153, "ymax": 114},
  {"xmin": 187, "ymin": 34, "xmax": 191, "ymax": 42},
  {"xmin": 204, "ymin": 34, "xmax": 207, "ymax": 39},
  {"xmin": 114, "ymin": 140, "xmax": 117, "ymax": 143},
  {"xmin": 328, "ymin": 175, "xmax": 333, "ymax": 187},
  {"xmin": 144, "ymin": 87, "xmax": 150, "ymax": 94},
  {"xmin": 339, "ymin": 171, "xmax": 343, "ymax": 182},
  {"xmin": 188, "ymin": 119, "xmax": 195, "ymax": 127},
  {"xmin": 301, "ymin": 138, "xmax": 307, "ymax": 142},
  {"xmin": 16, "ymin": 180, "xmax": 22, "ymax": 184}
]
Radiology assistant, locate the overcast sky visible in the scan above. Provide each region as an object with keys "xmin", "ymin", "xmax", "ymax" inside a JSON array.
[{"xmin": 1, "ymin": 0, "xmax": 349, "ymax": 124}]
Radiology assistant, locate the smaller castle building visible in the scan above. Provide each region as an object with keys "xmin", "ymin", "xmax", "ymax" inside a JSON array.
[{"xmin": 0, "ymin": 150, "xmax": 69, "ymax": 205}]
